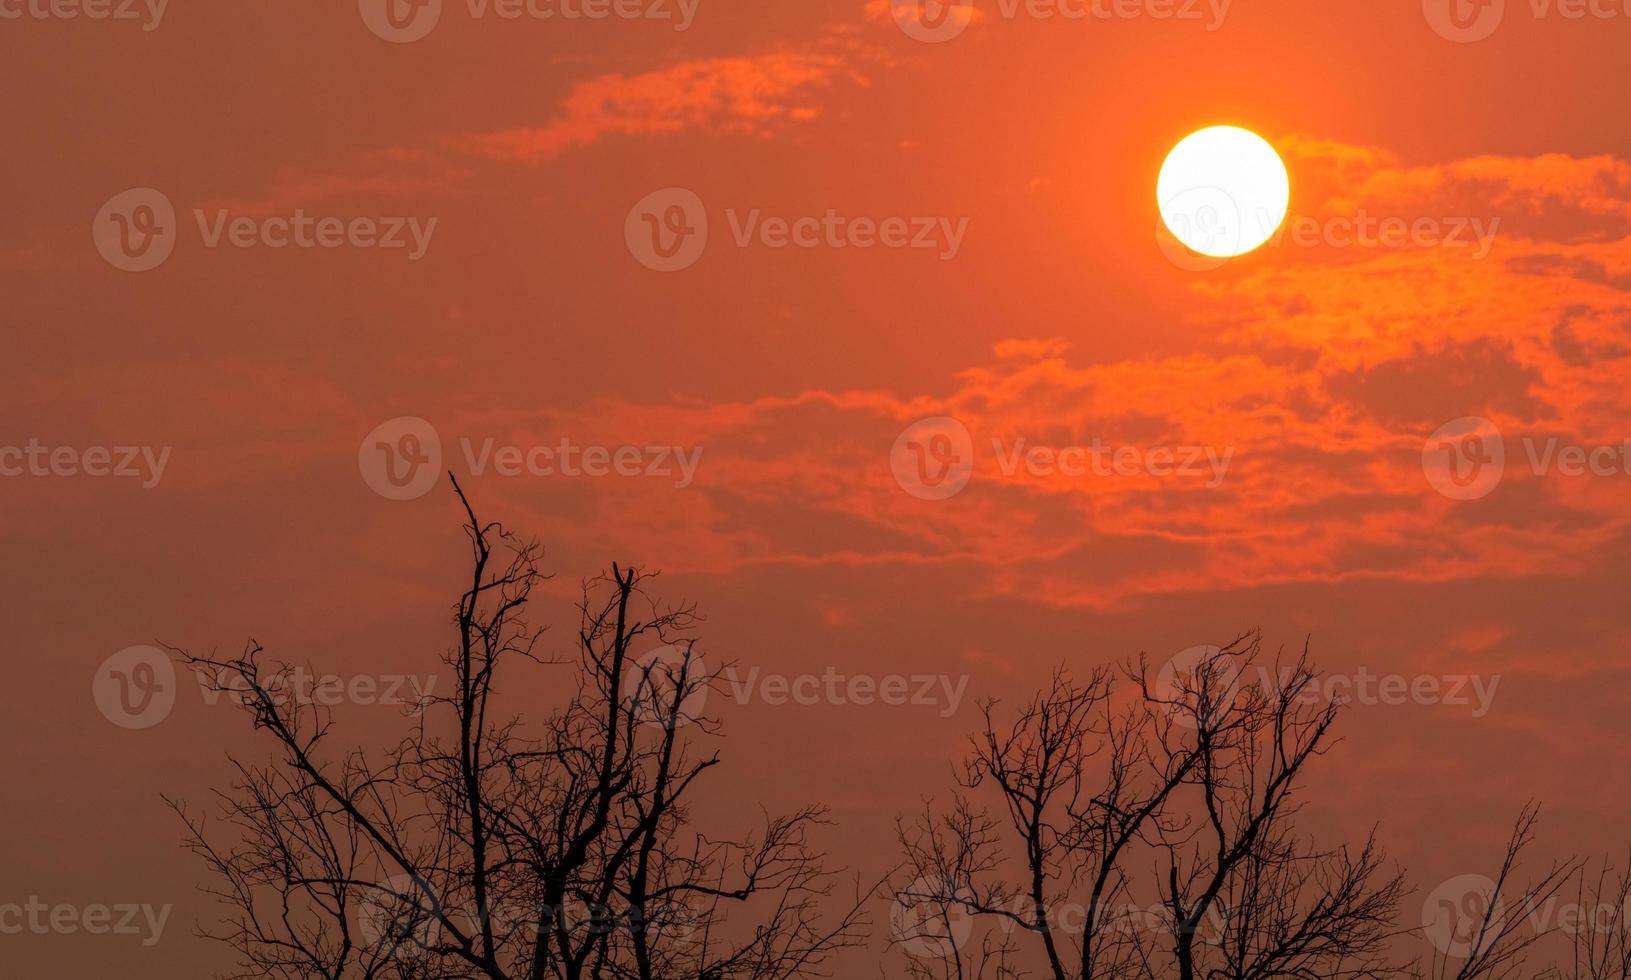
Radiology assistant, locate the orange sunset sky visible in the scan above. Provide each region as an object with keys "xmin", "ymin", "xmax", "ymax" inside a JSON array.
[{"xmin": 6, "ymin": 0, "xmax": 1631, "ymax": 974}]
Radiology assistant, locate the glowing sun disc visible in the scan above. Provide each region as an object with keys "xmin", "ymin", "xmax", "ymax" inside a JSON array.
[{"xmin": 1158, "ymin": 126, "xmax": 1289, "ymax": 259}]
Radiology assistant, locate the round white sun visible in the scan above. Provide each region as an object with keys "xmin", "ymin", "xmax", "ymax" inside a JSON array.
[{"xmin": 1157, "ymin": 126, "xmax": 1289, "ymax": 259}]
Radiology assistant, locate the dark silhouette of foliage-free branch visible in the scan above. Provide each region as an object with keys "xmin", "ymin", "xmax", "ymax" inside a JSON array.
[{"xmin": 167, "ymin": 476, "xmax": 867, "ymax": 980}]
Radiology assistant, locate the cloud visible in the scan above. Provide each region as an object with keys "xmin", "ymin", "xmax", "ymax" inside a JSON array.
[{"xmin": 449, "ymin": 34, "xmax": 877, "ymax": 163}]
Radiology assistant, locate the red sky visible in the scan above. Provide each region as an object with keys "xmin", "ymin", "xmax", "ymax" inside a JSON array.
[{"xmin": 6, "ymin": 0, "xmax": 1631, "ymax": 973}]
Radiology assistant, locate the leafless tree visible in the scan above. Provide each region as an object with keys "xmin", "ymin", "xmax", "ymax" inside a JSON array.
[
  {"xmin": 1565, "ymin": 852, "xmax": 1631, "ymax": 980},
  {"xmin": 891, "ymin": 633, "xmax": 1409, "ymax": 980},
  {"xmin": 166, "ymin": 476, "xmax": 867, "ymax": 980},
  {"xmin": 1414, "ymin": 803, "xmax": 1577, "ymax": 980}
]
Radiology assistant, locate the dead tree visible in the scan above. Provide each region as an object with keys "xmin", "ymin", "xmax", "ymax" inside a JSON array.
[
  {"xmin": 892, "ymin": 633, "xmax": 1407, "ymax": 980},
  {"xmin": 167, "ymin": 476, "xmax": 866, "ymax": 980},
  {"xmin": 1414, "ymin": 803, "xmax": 1577, "ymax": 980}
]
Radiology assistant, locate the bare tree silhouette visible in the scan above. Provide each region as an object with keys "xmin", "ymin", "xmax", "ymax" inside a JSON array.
[
  {"xmin": 166, "ymin": 478, "xmax": 867, "ymax": 980},
  {"xmin": 891, "ymin": 633, "xmax": 1410, "ymax": 980}
]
